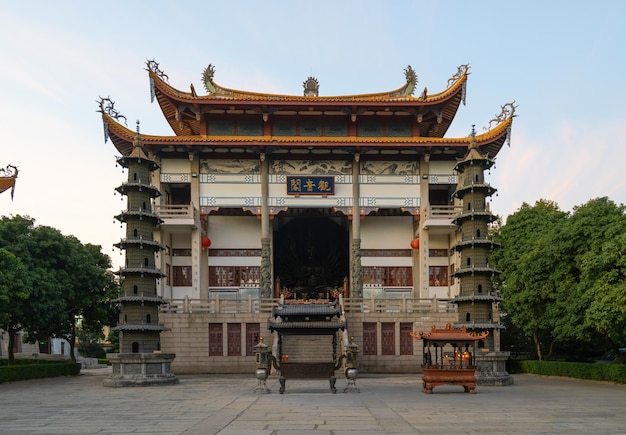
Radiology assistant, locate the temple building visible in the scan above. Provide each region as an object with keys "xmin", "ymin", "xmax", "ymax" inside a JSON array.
[{"xmin": 100, "ymin": 61, "xmax": 515, "ymax": 374}]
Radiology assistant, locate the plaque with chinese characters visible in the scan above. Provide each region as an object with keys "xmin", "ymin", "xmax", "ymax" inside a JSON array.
[{"xmin": 286, "ymin": 176, "xmax": 334, "ymax": 195}]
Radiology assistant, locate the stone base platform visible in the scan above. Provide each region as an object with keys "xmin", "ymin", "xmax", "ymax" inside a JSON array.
[
  {"xmin": 103, "ymin": 352, "xmax": 179, "ymax": 387},
  {"xmin": 475, "ymin": 351, "xmax": 514, "ymax": 386}
]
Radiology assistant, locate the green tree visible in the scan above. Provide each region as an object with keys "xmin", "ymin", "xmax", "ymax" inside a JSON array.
[
  {"xmin": 0, "ymin": 216, "xmax": 40, "ymax": 365},
  {"xmin": 568, "ymin": 199, "xmax": 626, "ymax": 356},
  {"xmin": 494, "ymin": 197, "xmax": 626, "ymax": 362},
  {"xmin": 0, "ymin": 215, "xmax": 119, "ymax": 364},
  {"xmin": 0, "ymin": 248, "xmax": 29, "ymax": 365},
  {"xmin": 59, "ymin": 239, "xmax": 119, "ymax": 362},
  {"xmin": 492, "ymin": 200, "xmax": 569, "ymax": 360}
]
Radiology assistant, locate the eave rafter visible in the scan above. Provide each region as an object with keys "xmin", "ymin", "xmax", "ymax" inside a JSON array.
[{"xmin": 100, "ymin": 109, "xmax": 514, "ymax": 160}]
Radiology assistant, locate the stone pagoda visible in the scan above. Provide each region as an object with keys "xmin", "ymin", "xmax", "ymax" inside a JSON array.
[
  {"xmin": 451, "ymin": 126, "xmax": 513, "ymax": 386},
  {"xmin": 103, "ymin": 122, "xmax": 178, "ymax": 387}
]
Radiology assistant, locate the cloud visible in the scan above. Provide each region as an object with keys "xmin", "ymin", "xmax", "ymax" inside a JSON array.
[{"xmin": 491, "ymin": 119, "xmax": 626, "ymax": 221}]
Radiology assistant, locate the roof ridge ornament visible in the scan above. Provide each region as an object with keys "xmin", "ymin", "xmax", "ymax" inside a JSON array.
[
  {"xmin": 203, "ymin": 64, "xmax": 217, "ymax": 93},
  {"xmin": 447, "ymin": 64, "xmax": 470, "ymax": 87},
  {"xmin": 391, "ymin": 65, "xmax": 418, "ymax": 97},
  {"xmin": 486, "ymin": 101, "xmax": 518, "ymax": 130},
  {"xmin": 98, "ymin": 96, "xmax": 127, "ymax": 125},
  {"xmin": 202, "ymin": 64, "xmax": 232, "ymax": 96},
  {"xmin": 97, "ymin": 96, "xmax": 127, "ymax": 143},
  {"xmin": 303, "ymin": 76, "xmax": 319, "ymax": 96},
  {"xmin": 0, "ymin": 164, "xmax": 19, "ymax": 200},
  {"xmin": 404, "ymin": 65, "xmax": 417, "ymax": 95},
  {"xmin": 145, "ymin": 59, "xmax": 169, "ymax": 82}
]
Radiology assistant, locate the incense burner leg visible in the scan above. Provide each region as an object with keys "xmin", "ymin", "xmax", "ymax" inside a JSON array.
[{"xmin": 279, "ymin": 376, "xmax": 286, "ymax": 394}]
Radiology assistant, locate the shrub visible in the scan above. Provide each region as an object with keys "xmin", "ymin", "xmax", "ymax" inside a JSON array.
[
  {"xmin": 512, "ymin": 359, "xmax": 626, "ymax": 384},
  {"xmin": 0, "ymin": 361, "xmax": 81, "ymax": 383}
]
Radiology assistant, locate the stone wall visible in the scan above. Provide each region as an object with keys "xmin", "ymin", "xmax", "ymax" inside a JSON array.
[{"xmin": 160, "ymin": 310, "xmax": 457, "ymax": 374}]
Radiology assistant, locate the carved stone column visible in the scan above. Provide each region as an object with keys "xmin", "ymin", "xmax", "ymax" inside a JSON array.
[
  {"xmin": 350, "ymin": 155, "xmax": 362, "ymax": 297},
  {"xmin": 259, "ymin": 155, "xmax": 272, "ymax": 298},
  {"xmin": 260, "ymin": 237, "xmax": 272, "ymax": 298},
  {"xmin": 350, "ymin": 239, "xmax": 362, "ymax": 297}
]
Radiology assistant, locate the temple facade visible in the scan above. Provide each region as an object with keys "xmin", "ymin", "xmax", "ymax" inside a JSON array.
[{"xmin": 100, "ymin": 61, "xmax": 515, "ymax": 374}]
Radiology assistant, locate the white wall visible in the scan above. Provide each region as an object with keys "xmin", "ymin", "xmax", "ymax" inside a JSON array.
[
  {"xmin": 361, "ymin": 216, "xmax": 414, "ymax": 267},
  {"xmin": 161, "ymin": 159, "xmax": 191, "ymax": 173}
]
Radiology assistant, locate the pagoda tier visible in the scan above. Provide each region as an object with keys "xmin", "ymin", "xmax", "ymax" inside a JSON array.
[
  {"xmin": 114, "ymin": 236, "xmax": 163, "ymax": 250},
  {"xmin": 115, "ymin": 182, "xmax": 161, "ymax": 197},
  {"xmin": 114, "ymin": 210, "xmax": 162, "ymax": 224},
  {"xmin": 452, "ymin": 182, "xmax": 497, "ymax": 197},
  {"xmin": 115, "ymin": 266, "xmax": 165, "ymax": 278},
  {"xmin": 453, "ymin": 211, "xmax": 498, "ymax": 225},
  {"xmin": 113, "ymin": 295, "xmax": 168, "ymax": 304},
  {"xmin": 113, "ymin": 323, "xmax": 170, "ymax": 332}
]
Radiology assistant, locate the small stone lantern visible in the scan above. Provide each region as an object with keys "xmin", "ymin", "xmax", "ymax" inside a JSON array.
[
  {"xmin": 344, "ymin": 337, "xmax": 360, "ymax": 393},
  {"xmin": 254, "ymin": 337, "xmax": 271, "ymax": 394}
]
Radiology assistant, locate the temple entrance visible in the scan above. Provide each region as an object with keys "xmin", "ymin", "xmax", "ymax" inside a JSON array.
[{"xmin": 273, "ymin": 209, "xmax": 349, "ymax": 300}]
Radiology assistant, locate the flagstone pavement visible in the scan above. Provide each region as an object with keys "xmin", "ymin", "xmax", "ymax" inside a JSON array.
[{"xmin": 1, "ymin": 367, "xmax": 625, "ymax": 434}]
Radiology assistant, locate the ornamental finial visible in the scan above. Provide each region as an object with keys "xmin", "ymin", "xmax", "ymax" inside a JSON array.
[{"xmin": 303, "ymin": 76, "xmax": 319, "ymax": 96}]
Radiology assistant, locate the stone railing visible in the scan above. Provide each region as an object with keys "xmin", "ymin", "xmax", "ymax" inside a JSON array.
[
  {"xmin": 160, "ymin": 296, "xmax": 278, "ymax": 314},
  {"xmin": 154, "ymin": 203, "xmax": 196, "ymax": 218},
  {"xmin": 427, "ymin": 205, "xmax": 463, "ymax": 219},
  {"xmin": 159, "ymin": 296, "xmax": 456, "ymax": 315}
]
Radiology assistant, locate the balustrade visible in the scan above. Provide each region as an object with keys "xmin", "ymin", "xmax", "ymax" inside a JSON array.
[{"xmin": 159, "ymin": 296, "xmax": 455, "ymax": 315}]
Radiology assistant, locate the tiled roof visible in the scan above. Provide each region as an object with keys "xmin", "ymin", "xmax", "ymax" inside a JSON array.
[
  {"xmin": 148, "ymin": 67, "xmax": 467, "ymax": 104},
  {"xmin": 102, "ymin": 112, "xmax": 513, "ymax": 157},
  {"xmin": 268, "ymin": 320, "xmax": 346, "ymax": 331},
  {"xmin": 111, "ymin": 324, "xmax": 171, "ymax": 332}
]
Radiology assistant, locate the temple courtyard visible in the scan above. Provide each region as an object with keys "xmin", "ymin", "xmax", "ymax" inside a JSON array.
[{"xmin": 0, "ymin": 367, "xmax": 625, "ymax": 434}]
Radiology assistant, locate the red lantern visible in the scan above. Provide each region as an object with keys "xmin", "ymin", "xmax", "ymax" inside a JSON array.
[
  {"xmin": 201, "ymin": 236, "xmax": 211, "ymax": 249},
  {"xmin": 410, "ymin": 238, "xmax": 420, "ymax": 249}
]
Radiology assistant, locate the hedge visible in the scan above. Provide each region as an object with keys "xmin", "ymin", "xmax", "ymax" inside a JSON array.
[
  {"xmin": 0, "ymin": 361, "xmax": 81, "ymax": 383},
  {"xmin": 0, "ymin": 358, "xmax": 70, "ymax": 366},
  {"xmin": 510, "ymin": 359, "xmax": 626, "ymax": 384}
]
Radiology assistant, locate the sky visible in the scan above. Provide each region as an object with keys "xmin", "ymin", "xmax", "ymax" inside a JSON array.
[{"xmin": 1, "ymin": 1, "xmax": 625, "ymax": 271}]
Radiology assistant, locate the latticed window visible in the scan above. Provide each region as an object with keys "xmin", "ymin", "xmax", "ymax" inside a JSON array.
[
  {"xmin": 361, "ymin": 267, "xmax": 412, "ymax": 286},
  {"xmin": 209, "ymin": 266, "xmax": 261, "ymax": 287},
  {"xmin": 428, "ymin": 266, "xmax": 448, "ymax": 286},
  {"xmin": 245, "ymin": 323, "xmax": 260, "ymax": 356},
  {"xmin": 208, "ymin": 323, "xmax": 223, "ymax": 356},
  {"xmin": 381, "ymin": 323, "xmax": 395, "ymax": 355},
  {"xmin": 173, "ymin": 265, "xmax": 192, "ymax": 286},
  {"xmin": 400, "ymin": 323, "xmax": 413, "ymax": 355},
  {"xmin": 363, "ymin": 322, "xmax": 377, "ymax": 355},
  {"xmin": 227, "ymin": 323, "xmax": 241, "ymax": 356}
]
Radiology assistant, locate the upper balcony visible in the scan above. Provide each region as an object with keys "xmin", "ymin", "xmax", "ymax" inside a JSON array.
[
  {"xmin": 154, "ymin": 203, "xmax": 200, "ymax": 230},
  {"xmin": 422, "ymin": 205, "xmax": 462, "ymax": 232}
]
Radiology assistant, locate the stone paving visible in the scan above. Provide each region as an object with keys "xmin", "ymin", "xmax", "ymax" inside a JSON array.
[{"xmin": 0, "ymin": 367, "xmax": 625, "ymax": 434}]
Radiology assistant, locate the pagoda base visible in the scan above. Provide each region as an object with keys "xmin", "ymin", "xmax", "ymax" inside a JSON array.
[
  {"xmin": 474, "ymin": 351, "xmax": 514, "ymax": 386},
  {"xmin": 103, "ymin": 353, "xmax": 178, "ymax": 387}
]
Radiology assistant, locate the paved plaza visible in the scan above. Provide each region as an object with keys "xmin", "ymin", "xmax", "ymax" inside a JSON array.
[{"xmin": 1, "ymin": 367, "xmax": 625, "ymax": 434}]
